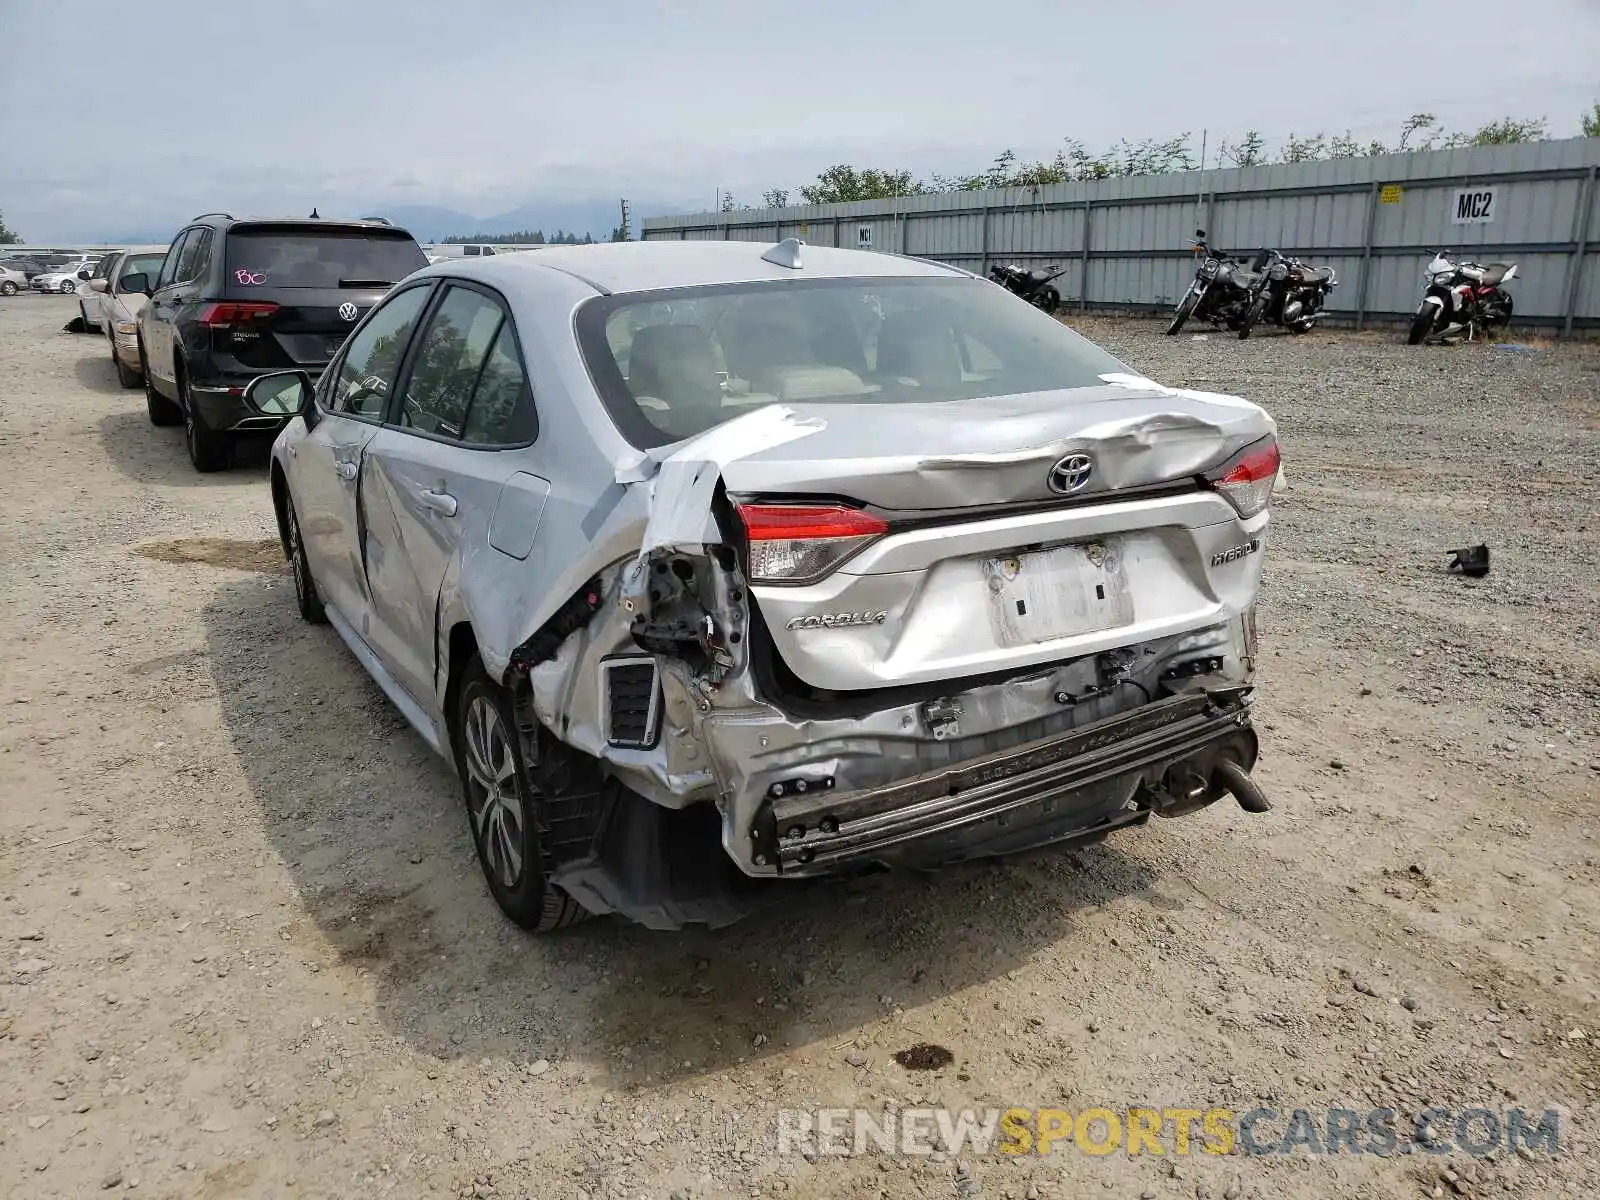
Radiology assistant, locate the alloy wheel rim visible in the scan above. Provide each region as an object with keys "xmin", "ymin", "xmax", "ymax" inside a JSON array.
[
  {"xmin": 287, "ymin": 505, "xmax": 309, "ymax": 606},
  {"xmin": 463, "ymin": 696, "xmax": 525, "ymax": 889}
]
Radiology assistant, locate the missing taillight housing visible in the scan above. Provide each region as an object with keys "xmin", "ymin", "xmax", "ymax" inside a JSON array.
[
  {"xmin": 1205, "ymin": 436, "xmax": 1280, "ymax": 519},
  {"xmin": 736, "ymin": 503, "xmax": 888, "ymax": 585},
  {"xmin": 198, "ymin": 301, "xmax": 278, "ymax": 328}
]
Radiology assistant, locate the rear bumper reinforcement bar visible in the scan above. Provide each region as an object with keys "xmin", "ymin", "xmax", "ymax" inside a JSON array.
[{"xmin": 756, "ymin": 691, "xmax": 1254, "ymax": 870}]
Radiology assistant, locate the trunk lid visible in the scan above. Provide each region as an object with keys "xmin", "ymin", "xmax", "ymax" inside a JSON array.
[
  {"xmin": 643, "ymin": 384, "xmax": 1275, "ymax": 694},
  {"xmin": 718, "ymin": 380, "xmax": 1273, "ymax": 510}
]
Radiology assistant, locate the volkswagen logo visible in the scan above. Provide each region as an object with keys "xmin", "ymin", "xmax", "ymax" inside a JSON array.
[
  {"xmin": 1047, "ymin": 453, "xmax": 1094, "ymax": 494},
  {"xmin": 337, "ymin": 302, "xmax": 359, "ymax": 322}
]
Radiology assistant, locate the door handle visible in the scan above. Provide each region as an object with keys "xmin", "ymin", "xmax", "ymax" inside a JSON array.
[
  {"xmin": 418, "ymin": 487, "xmax": 458, "ymax": 517},
  {"xmin": 335, "ymin": 461, "xmax": 358, "ymax": 481}
]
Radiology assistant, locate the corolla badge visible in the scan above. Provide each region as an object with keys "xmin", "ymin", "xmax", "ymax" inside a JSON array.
[
  {"xmin": 337, "ymin": 302, "xmax": 359, "ymax": 321},
  {"xmin": 785, "ymin": 610, "xmax": 888, "ymax": 631},
  {"xmin": 1047, "ymin": 453, "xmax": 1094, "ymax": 494}
]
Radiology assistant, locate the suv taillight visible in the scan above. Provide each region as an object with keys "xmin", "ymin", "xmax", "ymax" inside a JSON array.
[
  {"xmin": 198, "ymin": 302, "xmax": 278, "ymax": 328},
  {"xmin": 1205, "ymin": 436, "xmax": 1280, "ymax": 519},
  {"xmin": 736, "ymin": 503, "xmax": 888, "ymax": 585}
]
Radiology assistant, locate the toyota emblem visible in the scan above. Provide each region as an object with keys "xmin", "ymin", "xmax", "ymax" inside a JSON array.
[
  {"xmin": 337, "ymin": 302, "xmax": 359, "ymax": 322},
  {"xmin": 1047, "ymin": 453, "xmax": 1094, "ymax": 494}
]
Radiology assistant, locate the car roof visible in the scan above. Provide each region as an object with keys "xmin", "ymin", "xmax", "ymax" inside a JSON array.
[{"xmin": 429, "ymin": 240, "xmax": 970, "ymax": 296}]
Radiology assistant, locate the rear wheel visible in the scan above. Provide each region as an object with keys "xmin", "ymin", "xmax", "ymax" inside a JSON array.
[
  {"xmin": 1031, "ymin": 285, "xmax": 1061, "ymax": 315},
  {"xmin": 454, "ymin": 657, "xmax": 589, "ymax": 933},
  {"xmin": 180, "ymin": 367, "xmax": 230, "ymax": 472},
  {"xmin": 140, "ymin": 342, "xmax": 182, "ymax": 424},
  {"xmin": 1166, "ymin": 291, "xmax": 1199, "ymax": 335},
  {"xmin": 1408, "ymin": 304, "xmax": 1436, "ymax": 346},
  {"xmin": 0, "ymin": 280, "xmax": 16, "ymax": 296}
]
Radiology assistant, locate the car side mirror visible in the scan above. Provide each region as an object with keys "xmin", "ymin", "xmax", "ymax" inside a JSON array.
[
  {"xmin": 244, "ymin": 371, "xmax": 313, "ymax": 417},
  {"xmin": 89, "ymin": 278, "xmax": 109, "ymax": 293},
  {"xmin": 119, "ymin": 272, "xmax": 150, "ymax": 296}
]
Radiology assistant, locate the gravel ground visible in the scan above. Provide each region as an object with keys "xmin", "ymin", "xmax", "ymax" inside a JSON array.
[{"xmin": 1, "ymin": 292, "xmax": 1597, "ymax": 1200}]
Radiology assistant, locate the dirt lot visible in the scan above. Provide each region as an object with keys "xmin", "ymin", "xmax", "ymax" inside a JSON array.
[{"xmin": 1, "ymin": 292, "xmax": 1597, "ymax": 1200}]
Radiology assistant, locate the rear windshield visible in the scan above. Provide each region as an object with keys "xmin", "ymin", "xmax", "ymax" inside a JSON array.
[
  {"xmin": 575, "ymin": 276, "xmax": 1129, "ymax": 448},
  {"xmin": 224, "ymin": 229, "xmax": 428, "ymax": 289}
]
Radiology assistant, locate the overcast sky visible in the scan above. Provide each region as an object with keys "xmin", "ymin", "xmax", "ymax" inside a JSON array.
[{"xmin": 2, "ymin": 0, "xmax": 1597, "ymax": 241}]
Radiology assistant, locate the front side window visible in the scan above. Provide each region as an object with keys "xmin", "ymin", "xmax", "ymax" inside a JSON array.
[
  {"xmin": 575, "ymin": 276, "xmax": 1129, "ymax": 447},
  {"xmin": 327, "ymin": 286, "xmax": 430, "ymax": 418},
  {"xmin": 174, "ymin": 229, "xmax": 208, "ymax": 284},
  {"xmin": 155, "ymin": 231, "xmax": 192, "ymax": 289}
]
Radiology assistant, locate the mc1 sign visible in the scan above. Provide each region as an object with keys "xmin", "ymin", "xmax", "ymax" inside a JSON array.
[{"xmin": 1451, "ymin": 187, "xmax": 1497, "ymax": 225}]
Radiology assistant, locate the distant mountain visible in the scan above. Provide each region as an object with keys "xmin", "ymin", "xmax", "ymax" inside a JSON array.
[{"xmin": 378, "ymin": 198, "xmax": 675, "ymax": 243}]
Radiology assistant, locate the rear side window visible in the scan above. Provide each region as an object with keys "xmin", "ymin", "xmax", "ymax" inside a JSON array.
[
  {"xmin": 399, "ymin": 286, "xmax": 505, "ymax": 438},
  {"xmin": 397, "ymin": 284, "xmax": 536, "ymax": 445},
  {"xmin": 225, "ymin": 229, "xmax": 428, "ymax": 289}
]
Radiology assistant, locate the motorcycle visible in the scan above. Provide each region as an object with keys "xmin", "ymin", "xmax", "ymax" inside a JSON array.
[
  {"xmin": 1165, "ymin": 231, "xmax": 1260, "ymax": 335},
  {"xmin": 989, "ymin": 262, "xmax": 1067, "ymax": 313},
  {"xmin": 1407, "ymin": 251, "xmax": 1517, "ymax": 344},
  {"xmin": 1236, "ymin": 249, "xmax": 1337, "ymax": 339}
]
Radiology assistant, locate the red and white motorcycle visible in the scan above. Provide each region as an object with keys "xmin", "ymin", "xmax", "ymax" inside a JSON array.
[{"xmin": 1407, "ymin": 251, "xmax": 1517, "ymax": 344}]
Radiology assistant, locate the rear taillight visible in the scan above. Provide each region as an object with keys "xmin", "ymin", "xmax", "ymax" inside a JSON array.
[
  {"xmin": 736, "ymin": 503, "xmax": 888, "ymax": 585},
  {"xmin": 1206, "ymin": 436, "xmax": 1280, "ymax": 519},
  {"xmin": 198, "ymin": 301, "xmax": 278, "ymax": 328}
]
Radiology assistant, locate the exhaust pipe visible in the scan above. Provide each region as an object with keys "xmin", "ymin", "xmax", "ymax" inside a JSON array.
[{"xmin": 1214, "ymin": 759, "xmax": 1271, "ymax": 813}]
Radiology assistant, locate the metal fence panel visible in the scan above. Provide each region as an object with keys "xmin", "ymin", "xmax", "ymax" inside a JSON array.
[{"xmin": 642, "ymin": 138, "xmax": 1600, "ymax": 329}]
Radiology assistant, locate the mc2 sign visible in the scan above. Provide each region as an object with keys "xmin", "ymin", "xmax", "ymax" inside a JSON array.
[{"xmin": 1451, "ymin": 187, "xmax": 1497, "ymax": 225}]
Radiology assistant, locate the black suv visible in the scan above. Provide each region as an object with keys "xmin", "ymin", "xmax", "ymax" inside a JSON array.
[{"xmin": 128, "ymin": 213, "xmax": 429, "ymax": 470}]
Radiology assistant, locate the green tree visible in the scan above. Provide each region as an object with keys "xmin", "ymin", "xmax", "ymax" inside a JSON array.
[
  {"xmin": 798, "ymin": 165, "xmax": 925, "ymax": 204},
  {"xmin": 1217, "ymin": 130, "xmax": 1266, "ymax": 168},
  {"xmin": 1444, "ymin": 116, "xmax": 1547, "ymax": 147},
  {"xmin": 0, "ymin": 210, "xmax": 19, "ymax": 244},
  {"xmin": 761, "ymin": 188, "xmax": 789, "ymax": 208},
  {"xmin": 1583, "ymin": 102, "xmax": 1600, "ymax": 138}
]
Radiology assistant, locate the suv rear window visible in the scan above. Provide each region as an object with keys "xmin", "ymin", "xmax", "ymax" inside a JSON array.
[{"xmin": 224, "ymin": 228, "xmax": 428, "ymax": 289}]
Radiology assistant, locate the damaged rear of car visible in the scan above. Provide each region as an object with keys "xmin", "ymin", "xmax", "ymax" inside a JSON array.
[{"xmin": 267, "ymin": 242, "xmax": 1279, "ymax": 932}]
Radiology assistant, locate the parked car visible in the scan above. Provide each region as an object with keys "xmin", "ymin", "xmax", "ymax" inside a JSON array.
[
  {"xmin": 1, "ymin": 258, "xmax": 49, "ymax": 281},
  {"xmin": 75, "ymin": 253, "xmax": 128, "ymax": 330},
  {"xmin": 84, "ymin": 246, "xmax": 169, "ymax": 386},
  {"xmin": 129, "ymin": 212, "xmax": 429, "ymax": 469},
  {"xmin": 249, "ymin": 240, "xmax": 1279, "ymax": 933},
  {"xmin": 32, "ymin": 259, "xmax": 102, "ymax": 294},
  {"xmin": 0, "ymin": 264, "xmax": 25, "ymax": 296}
]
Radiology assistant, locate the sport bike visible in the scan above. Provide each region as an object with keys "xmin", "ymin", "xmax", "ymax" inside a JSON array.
[{"xmin": 1407, "ymin": 251, "xmax": 1517, "ymax": 344}]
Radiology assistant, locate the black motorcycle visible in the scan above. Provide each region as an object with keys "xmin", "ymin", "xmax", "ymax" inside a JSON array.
[
  {"xmin": 1165, "ymin": 231, "xmax": 1260, "ymax": 335},
  {"xmin": 990, "ymin": 263, "xmax": 1067, "ymax": 313},
  {"xmin": 1236, "ymin": 249, "xmax": 1337, "ymax": 338}
]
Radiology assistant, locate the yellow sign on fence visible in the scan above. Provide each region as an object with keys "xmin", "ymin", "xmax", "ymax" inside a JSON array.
[{"xmin": 1379, "ymin": 185, "xmax": 1404, "ymax": 204}]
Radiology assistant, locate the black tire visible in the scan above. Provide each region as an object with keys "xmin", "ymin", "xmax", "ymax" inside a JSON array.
[
  {"xmin": 141, "ymin": 343, "xmax": 182, "ymax": 424},
  {"xmin": 1031, "ymin": 285, "xmax": 1061, "ymax": 314},
  {"xmin": 453, "ymin": 657, "xmax": 589, "ymax": 933},
  {"xmin": 0, "ymin": 280, "xmax": 16, "ymax": 296},
  {"xmin": 115, "ymin": 352, "xmax": 142, "ymax": 389},
  {"xmin": 59, "ymin": 279, "xmax": 76, "ymax": 294},
  {"xmin": 1407, "ymin": 305, "xmax": 1435, "ymax": 346},
  {"xmin": 283, "ymin": 489, "xmax": 327, "ymax": 624},
  {"xmin": 179, "ymin": 366, "xmax": 230, "ymax": 472},
  {"xmin": 1237, "ymin": 295, "xmax": 1267, "ymax": 339},
  {"xmin": 1166, "ymin": 291, "xmax": 1198, "ymax": 335}
]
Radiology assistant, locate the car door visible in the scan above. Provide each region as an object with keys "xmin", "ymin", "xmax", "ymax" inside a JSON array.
[
  {"xmin": 141, "ymin": 230, "xmax": 192, "ymax": 389},
  {"xmin": 289, "ymin": 282, "xmax": 435, "ymax": 641},
  {"xmin": 361, "ymin": 281, "xmax": 541, "ymax": 704}
]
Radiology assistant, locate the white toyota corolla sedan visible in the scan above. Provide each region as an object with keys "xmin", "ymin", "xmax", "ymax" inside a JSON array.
[{"xmin": 244, "ymin": 239, "xmax": 1280, "ymax": 932}]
